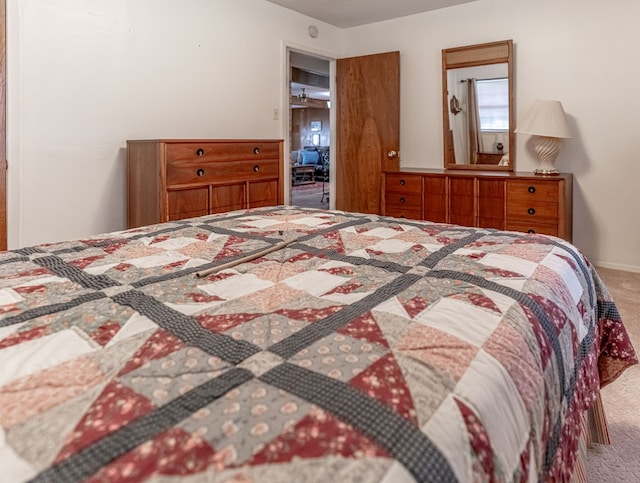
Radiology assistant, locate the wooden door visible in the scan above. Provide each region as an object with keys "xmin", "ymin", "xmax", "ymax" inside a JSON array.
[{"xmin": 336, "ymin": 51, "xmax": 400, "ymax": 214}]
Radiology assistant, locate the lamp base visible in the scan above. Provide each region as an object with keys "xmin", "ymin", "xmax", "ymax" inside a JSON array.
[
  {"xmin": 533, "ymin": 168, "xmax": 560, "ymax": 176},
  {"xmin": 532, "ymin": 135, "xmax": 561, "ymax": 176}
]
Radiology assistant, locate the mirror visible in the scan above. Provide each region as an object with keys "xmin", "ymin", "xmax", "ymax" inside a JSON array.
[{"xmin": 442, "ymin": 39, "xmax": 514, "ymax": 171}]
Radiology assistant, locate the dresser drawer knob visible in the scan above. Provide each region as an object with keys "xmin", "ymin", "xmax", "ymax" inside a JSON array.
[
  {"xmin": 528, "ymin": 208, "xmax": 536, "ymax": 215},
  {"xmin": 399, "ymin": 197, "xmax": 406, "ymax": 203},
  {"xmin": 253, "ymin": 165, "xmax": 260, "ymax": 172},
  {"xmin": 196, "ymin": 168, "xmax": 205, "ymax": 177},
  {"xmin": 196, "ymin": 148, "xmax": 204, "ymax": 156},
  {"xmin": 527, "ymin": 229, "xmax": 535, "ymax": 234},
  {"xmin": 400, "ymin": 179, "xmax": 406, "ymax": 186},
  {"xmin": 528, "ymin": 186, "xmax": 536, "ymax": 193},
  {"xmin": 253, "ymin": 147, "xmax": 260, "ymax": 154}
]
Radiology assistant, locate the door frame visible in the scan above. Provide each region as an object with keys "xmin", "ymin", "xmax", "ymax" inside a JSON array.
[
  {"xmin": 0, "ymin": 0, "xmax": 6, "ymax": 251},
  {"xmin": 282, "ymin": 42, "xmax": 337, "ymax": 208}
]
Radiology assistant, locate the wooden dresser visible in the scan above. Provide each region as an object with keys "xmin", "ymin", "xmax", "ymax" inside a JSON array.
[
  {"xmin": 383, "ymin": 169, "xmax": 573, "ymax": 241},
  {"xmin": 127, "ymin": 139, "xmax": 283, "ymax": 228}
]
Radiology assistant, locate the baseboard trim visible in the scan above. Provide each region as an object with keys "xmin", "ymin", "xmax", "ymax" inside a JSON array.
[{"xmin": 593, "ymin": 261, "xmax": 640, "ymax": 274}]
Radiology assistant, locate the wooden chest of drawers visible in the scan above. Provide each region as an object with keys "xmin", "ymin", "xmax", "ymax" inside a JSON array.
[
  {"xmin": 127, "ymin": 139, "xmax": 283, "ymax": 228},
  {"xmin": 382, "ymin": 170, "xmax": 573, "ymax": 241}
]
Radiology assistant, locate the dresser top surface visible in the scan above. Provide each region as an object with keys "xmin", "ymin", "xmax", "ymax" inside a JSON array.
[
  {"xmin": 127, "ymin": 139, "xmax": 283, "ymax": 144},
  {"xmin": 385, "ymin": 168, "xmax": 572, "ymax": 180}
]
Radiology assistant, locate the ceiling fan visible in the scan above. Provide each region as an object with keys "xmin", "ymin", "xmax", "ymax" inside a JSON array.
[
  {"xmin": 290, "ymin": 86, "xmax": 329, "ymax": 109},
  {"xmin": 297, "ymin": 88, "xmax": 310, "ymax": 102}
]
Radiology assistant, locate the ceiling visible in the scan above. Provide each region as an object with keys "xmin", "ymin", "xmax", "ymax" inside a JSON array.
[
  {"xmin": 283, "ymin": 1, "xmax": 477, "ymax": 104},
  {"xmin": 266, "ymin": 0, "xmax": 476, "ymax": 28}
]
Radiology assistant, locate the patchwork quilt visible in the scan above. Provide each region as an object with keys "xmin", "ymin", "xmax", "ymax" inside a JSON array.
[{"xmin": 0, "ymin": 207, "xmax": 636, "ymax": 482}]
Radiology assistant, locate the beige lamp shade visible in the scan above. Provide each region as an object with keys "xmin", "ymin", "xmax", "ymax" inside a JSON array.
[
  {"xmin": 516, "ymin": 100, "xmax": 571, "ymax": 175},
  {"xmin": 516, "ymin": 100, "xmax": 571, "ymax": 138}
]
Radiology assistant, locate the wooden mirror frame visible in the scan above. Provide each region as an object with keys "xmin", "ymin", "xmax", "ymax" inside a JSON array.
[{"xmin": 442, "ymin": 39, "xmax": 514, "ymax": 171}]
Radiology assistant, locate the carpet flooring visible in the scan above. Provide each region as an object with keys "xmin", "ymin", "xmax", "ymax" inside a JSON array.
[
  {"xmin": 291, "ymin": 184, "xmax": 328, "ymax": 210},
  {"xmin": 586, "ymin": 268, "xmax": 640, "ymax": 482}
]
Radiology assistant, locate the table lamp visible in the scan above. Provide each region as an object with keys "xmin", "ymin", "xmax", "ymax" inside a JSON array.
[{"xmin": 515, "ymin": 100, "xmax": 571, "ymax": 175}]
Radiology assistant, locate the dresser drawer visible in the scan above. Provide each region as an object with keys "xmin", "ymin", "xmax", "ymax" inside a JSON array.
[
  {"xmin": 385, "ymin": 190, "xmax": 422, "ymax": 218},
  {"xmin": 507, "ymin": 179, "xmax": 559, "ymax": 202},
  {"xmin": 505, "ymin": 221, "xmax": 558, "ymax": 237},
  {"xmin": 506, "ymin": 199, "xmax": 558, "ymax": 223},
  {"xmin": 385, "ymin": 206, "xmax": 422, "ymax": 220},
  {"xmin": 385, "ymin": 173, "xmax": 422, "ymax": 193},
  {"xmin": 166, "ymin": 158, "xmax": 279, "ymax": 187},
  {"xmin": 165, "ymin": 142, "xmax": 280, "ymax": 163}
]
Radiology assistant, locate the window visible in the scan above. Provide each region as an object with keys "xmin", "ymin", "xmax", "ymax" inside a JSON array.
[{"xmin": 476, "ymin": 78, "xmax": 509, "ymax": 131}]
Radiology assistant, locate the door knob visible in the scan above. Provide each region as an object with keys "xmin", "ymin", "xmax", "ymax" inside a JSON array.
[{"xmin": 387, "ymin": 150, "xmax": 398, "ymax": 159}]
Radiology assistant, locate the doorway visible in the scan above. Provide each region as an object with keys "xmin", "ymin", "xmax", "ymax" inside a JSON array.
[{"xmin": 288, "ymin": 50, "xmax": 331, "ymax": 210}]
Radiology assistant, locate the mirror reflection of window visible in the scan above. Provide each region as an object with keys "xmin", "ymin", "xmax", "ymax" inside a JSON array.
[{"xmin": 477, "ymin": 78, "xmax": 509, "ymax": 131}]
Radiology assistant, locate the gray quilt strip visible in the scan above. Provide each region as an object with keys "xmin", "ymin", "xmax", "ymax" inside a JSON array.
[
  {"xmin": 0, "ymin": 291, "xmax": 106, "ymax": 328},
  {"xmin": 112, "ymin": 290, "xmax": 261, "ymax": 365},
  {"xmin": 0, "ymin": 255, "xmax": 29, "ymax": 266},
  {"xmin": 12, "ymin": 246, "xmax": 46, "ymax": 256},
  {"xmin": 260, "ymin": 362, "xmax": 457, "ymax": 483},
  {"xmin": 597, "ymin": 300, "xmax": 621, "ymax": 322},
  {"xmin": 31, "ymin": 255, "xmax": 120, "ymax": 290},
  {"xmin": 30, "ymin": 367, "xmax": 254, "ymax": 483}
]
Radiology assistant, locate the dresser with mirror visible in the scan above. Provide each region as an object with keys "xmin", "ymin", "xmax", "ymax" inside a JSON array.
[{"xmin": 383, "ymin": 39, "xmax": 573, "ymax": 241}]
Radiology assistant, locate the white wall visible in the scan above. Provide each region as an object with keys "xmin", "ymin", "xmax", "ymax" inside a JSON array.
[
  {"xmin": 8, "ymin": 0, "xmax": 640, "ymax": 272},
  {"xmin": 342, "ymin": 0, "xmax": 640, "ymax": 272},
  {"xmin": 7, "ymin": 0, "xmax": 343, "ymax": 247}
]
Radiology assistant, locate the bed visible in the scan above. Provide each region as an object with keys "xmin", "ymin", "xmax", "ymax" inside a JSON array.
[{"xmin": 0, "ymin": 206, "xmax": 636, "ymax": 482}]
